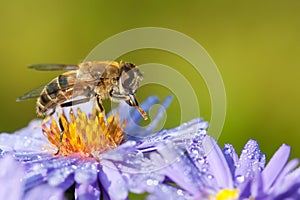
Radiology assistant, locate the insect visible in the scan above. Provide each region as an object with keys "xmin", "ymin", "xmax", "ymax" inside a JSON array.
[
  {"xmin": 17, "ymin": 61, "xmax": 148, "ymax": 154},
  {"xmin": 17, "ymin": 60, "xmax": 147, "ymax": 118}
]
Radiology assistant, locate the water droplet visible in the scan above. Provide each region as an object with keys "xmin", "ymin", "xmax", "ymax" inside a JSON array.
[
  {"xmin": 147, "ymin": 179, "xmax": 154, "ymax": 186},
  {"xmin": 207, "ymin": 174, "xmax": 214, "ymax": 179},
  {"xmin": 153, "ymin": 180, "xmax": 159, "ymax": 186},
  {"xmin": 235, "ymin": 175, "xmax": 245, "ymax": 183},
  {"xmin": 242, "ymin": 149, "xmax": 248, "ymax": 154},
  {"xmin": 177, "ymin": 189, "xmax": 183, "ymax": 196}
]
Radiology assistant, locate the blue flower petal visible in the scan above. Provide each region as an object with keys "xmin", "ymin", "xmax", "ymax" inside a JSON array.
[
  {"xmin": 251, "ymin": 173, "xmax": 264, "ymax": 198},
  {"xmin": 0, "ymin": 156, "xmax": 24, "ymax": 200},
  {"xmin": 235, "ymin": 140, "xmax": 265, "ymax": 184},
  {"xmin": 147, "ymin": 184, "xmax": 193, "ymax": 200},
  {"xmin": 203, "ymin": 136, "xmax": 233, "ymax": 189},
  {"xmin": 24, "ymin": 157, "xmax": 78, "ymax": 191},
  {"xmin": 24, "ymin": 184, "xmax": 66, "ymax": 200},
  {"xmin": 262, "ymin": 144, "xmax": 290, "ymax": 191},
  {"xmin": 273, "ymin": 158, "xmax": 299, "ymax": 188},
  {"xmin": 223, "ymin": 144, "xmax": 239, "ymax": 178},
  {"xmin": 150, "ymin": 143, "xmax": 204, "ymax": 197},
  {"xmin": 98, "ymin": 160, "xmax": 128, "ymax": 200},
  {"xmin": 123, "ymin": 172, "xmax": 165, "ymax": 194},
  {"xmin": 75, "ymin": 181, "xmax": 100, "ymax": 200},
  {"xmin": 74, "ymin": 161, "xmax": 99, "ymax": 184},
  {"xmin": 48, "ymin": 167, "xmax": 75, "ymax": 191},
  {"xmin": 273, "ymin": 182, "xmax": 300, "ymax": 200}
]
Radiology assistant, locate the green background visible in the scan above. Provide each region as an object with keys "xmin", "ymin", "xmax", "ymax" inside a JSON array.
[{"xmin": 1, "ymin": 0, "xmax": 299, "ymax": 162}]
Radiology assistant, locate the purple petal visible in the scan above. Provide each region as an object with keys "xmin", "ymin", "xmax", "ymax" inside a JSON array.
[
  {"xmin": 137, "ymin": 118, "xmax": 207, "ymax": 151},
  {"xmin": 203, "ymin": 136, "xmax": 233, "ymax": 189},
  {"xmin": 146, "ymin": 184, "xmax": 193, "ymax": 200},
  {"xmin": 262, "ymin": 144, "xmax": 291, "ymax": 191},
  {"xmin": 74, "ymin": 161, "xmax": 99, "ymax": 184},
  {"xmin": 24, "ymin": 184, "xmax": 66, "ymax": 200},
  {"xmin": 251, "ymin": 173, "xmax": 264, "ymax": 198},
  {"xmin": 273, "ymin": 182, "xmax": 300, "ymax": 200},
  {"xmin": 75, "ymin": 182, "xmax": 100, "ymax": 200},
  {"xmin": 98, "ymin": 160, "xmax": 128, "ymax": 200},
  {"xmin": 24, "ymin": 157, "xmax": 78, "ymax": 191},
  {"xmin": 235, "ymin": 140, "xmax": 265, "ymax": 184},
  {"xmin": 223, "ymin": 144, "xmax": 239, "ymax": 177},
  {"xmin": 122, "ymin": 172, "xmax": 165, "ymax": 194},
  {"xmin": 0, "ymin": 156, "xmax": 24, "ymax": 200},
  {"xmin": 272, "ymin": 158, "xmax": 299, "ymax": 189},
  {"xmin": 47, "ymin": 166, "xmax": 75, "ymax": 190},
  {"xmin": 271, "ymin": 165, "xmax": 300, "ymax": 197},
  {"xmin": 150, "ymin": 143, "xmax": 205, "ymax": 196}
]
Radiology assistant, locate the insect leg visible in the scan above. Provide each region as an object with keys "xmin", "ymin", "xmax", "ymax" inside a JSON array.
[
  {"xmin": 60, "ymin": 97, "xmax": 91, "ymax": 107},
  {"xmin": 126, "ymin": 95, "xmax": 148, "ymax": 120},
  {"xmin": 110, "ymin": 92, "xmax": 148, "ymax": 120},
  {"xmin": 54, "ymin": 117, "xmax": 65, "ymax": 156},
  {"xmin": 96, "ymin": 95, "xmax": 109, "ymax": 126},
  {"xmin": 40, "ymin": 108, "xmax": 56, "ymax": 126},
  {"xmin": 96, "ymin": 95, "xmax": 104, "ymax": 112}
]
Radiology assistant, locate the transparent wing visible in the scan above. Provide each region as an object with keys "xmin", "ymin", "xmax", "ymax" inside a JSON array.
[
  {"xmin": 28, "ymin": 64, "xmax": 79, "ymax": 71},
  {"xmin": 16, "ymin": 85, "xmax": 44, "ymax": 101}
]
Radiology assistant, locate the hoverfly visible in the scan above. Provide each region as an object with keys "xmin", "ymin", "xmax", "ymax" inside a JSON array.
[
  {"xmin": 17, "ymin": 61, "xmax": 148, "ymax": 154},
  {"xmin": 17, "ymin": 60, "xmax": 148, "ymax": 119}
]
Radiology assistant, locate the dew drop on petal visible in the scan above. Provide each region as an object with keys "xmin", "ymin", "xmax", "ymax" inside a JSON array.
[
  {"xmin": 242, "ymin": 149, "xmax": 248, "ymax": 154},
  {"xmin": 147, "ymin": 179, "xmax": 154, "ymax": 186},
  {"xmin": 207, "ymin": 174, "xmax": 214, "ymax": 179},
  {"xmin": 177, "ymin": 189, "xmax": 183, "ymax": 196},
  {"xmin": 235, "ymin": 175, "xmax": 245, "ymax": 183}
]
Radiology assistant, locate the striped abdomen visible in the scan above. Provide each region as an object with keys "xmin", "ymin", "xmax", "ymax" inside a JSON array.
[{"xmin": 36, "ymin": 71, "xmax": 77, "ymax": 115}]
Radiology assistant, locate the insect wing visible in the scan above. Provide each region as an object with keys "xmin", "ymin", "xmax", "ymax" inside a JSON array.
[
  {"xmin": 28, "ymin": 64, "xmax": 79, "ymax": 71},
  {"xmin": 16, "ymin": 85, "xmax": 45, "ymax": 101}
]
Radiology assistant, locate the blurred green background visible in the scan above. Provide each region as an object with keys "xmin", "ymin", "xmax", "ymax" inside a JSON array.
[{"xmin": 0, "ymin": 0, "xmax": 299, "ymax": 161}]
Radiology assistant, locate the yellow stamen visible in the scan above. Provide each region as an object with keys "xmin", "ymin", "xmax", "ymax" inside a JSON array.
[
  {"xmin": 42, "ymin": 108, "xmax": 126, "ymax": 159},
  {"xmin": 210, "ymin": 189, "xmax": 239, "ymax": 200}
]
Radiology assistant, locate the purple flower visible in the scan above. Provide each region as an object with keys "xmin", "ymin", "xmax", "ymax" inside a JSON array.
[
  {"xmin": 148, "ymin": 129, "xmax": 300, "ymax": 200},
  {"xmin": 1, "ymin": 94, "xmax": 299, "ymax": 200},
  {"xmin": 0, "ymin": 96, "xmax": 181, "ymax": 200},
  {"xmin": 0, "ymin": 155, "xmax": 65, "ymax": 200}
]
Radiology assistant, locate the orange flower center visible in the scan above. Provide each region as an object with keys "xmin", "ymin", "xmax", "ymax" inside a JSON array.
[{"xmin": 42, "ymin": 108, "xmax": 126, "ymax": 159}]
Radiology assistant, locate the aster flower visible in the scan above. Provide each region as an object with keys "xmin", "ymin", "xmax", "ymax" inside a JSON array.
[
  {"xmin": 147, "ymin": 129, "xmax": 300, "ymax": 200},
  {"xmin": 0, "ymin": 96, "xmax": 185, "ymax": 199},
  {"xmin": 2, "ymin": 94, "xmax": 299, "ymax": 200},
  {"xmin": 0, "ymin": 155, "xmax": 65, "ymax": 200}
]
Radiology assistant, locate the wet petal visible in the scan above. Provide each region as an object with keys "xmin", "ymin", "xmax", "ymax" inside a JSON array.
[
  {"xmin": 147, "ymin": 184, "xmax": 192, "ymax": 200},
  {"xmin": 98, "ymin": 160, "xmax": 128, "ymax": 200},
  {"xmin": 0, "ymin": 156, "xmax": 24, "ymax": 200},
  {"xmin": 74, "ymin": 161, "xmax": 99, "ymax": 184},
  {"xmin": 123, "ymin": 172, "xmax": 165, "ymax": 194},
  {"xmin": 23, "ymin": 156, "xmax": 78, "ymax": 191},
  {"xmin": 251, "ymin": 173, "xmax": 264, "ymax": 198},
  {"xmin": 150, "ymin": 143, "xmax": 204, "ymax": 196},
  {"xmin": 24, "ymin": 184, "xmax": 65, "ymax": 200},
  {"xmin": 75, "ymin": 182, "xmax": 100, "ymax": 200},
  {"xmin": 203, "ymin": 136, "xmax": 233, "ymax": 189},
  {"xmin": 235, "ymin": 140, "xmax": 265, "ymax": 185}
]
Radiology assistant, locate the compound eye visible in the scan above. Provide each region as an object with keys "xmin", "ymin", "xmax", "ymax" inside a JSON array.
[{"xmin": 121, "ymin": 69, "xmax": 139, "ymax": 94}]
